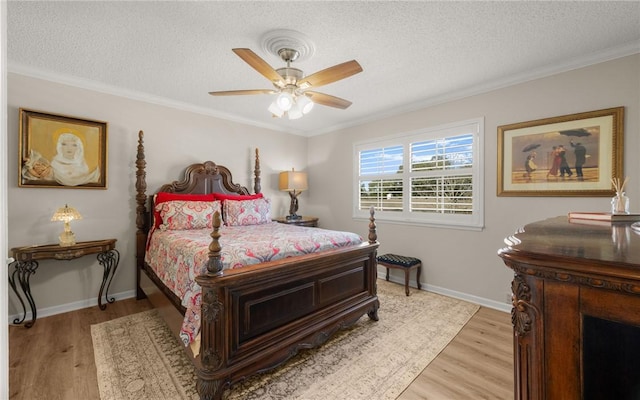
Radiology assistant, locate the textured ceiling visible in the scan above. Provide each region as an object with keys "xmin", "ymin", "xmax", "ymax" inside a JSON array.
[{"xmin": 7, "ymin": 1, "xmax": 640, "ymax": 136}]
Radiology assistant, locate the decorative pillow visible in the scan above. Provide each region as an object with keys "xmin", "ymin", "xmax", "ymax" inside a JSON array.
[
  {"xmin": 155, "ymin": 200, "xmax": 221, "ymax": 231},
  {"xmin": 224, "ymin": 198, "xmax": 271, "ymax": 226},
  {"xmin": 213, "ymin": 192, "xmax": 263, "ymax": 202},
  {"xmin": 152, "ymin": 192, "xmax": 216, "ymax": 229}
]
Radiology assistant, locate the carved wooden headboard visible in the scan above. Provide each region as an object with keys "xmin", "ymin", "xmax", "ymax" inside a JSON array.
[
  {"xmin": 157, "ymin": 161, "xmax": 256, "ymax": 196},
  {"xmin": 134, "ymin": 130, "xmax": 262, "ymax": 269}
]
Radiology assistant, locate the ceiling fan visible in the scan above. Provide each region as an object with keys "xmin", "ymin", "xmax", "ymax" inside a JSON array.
[{"xmin": 209, "ymin": 48, "xmax": 363, "ymax": 118}]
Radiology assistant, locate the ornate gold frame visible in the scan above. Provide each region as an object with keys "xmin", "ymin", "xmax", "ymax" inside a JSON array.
[
  {"xmin": 19, "ymin": 109, "xmax": 108, "ymax": 189},
  {"xmin": 497, "ymin": 107, "xmax": 624, "ymax": 197}
]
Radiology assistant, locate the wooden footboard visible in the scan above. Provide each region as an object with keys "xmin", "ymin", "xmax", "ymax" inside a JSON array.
[
  {"xmin": 195, "ymin": 211, "xmax": 379, "ymax": 399},
  {"xmin": 134, "ymin": 131, "xmax": 379, "ymax": 399}
]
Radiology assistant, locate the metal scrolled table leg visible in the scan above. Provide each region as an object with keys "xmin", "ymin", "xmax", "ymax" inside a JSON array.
[
  {"xmin": 97, "ymin": 249, "xmax": 119, "ymax": 310},
  {"xmin": 8, "ymin": 260, "xmax": 39, "ymax": 328}
]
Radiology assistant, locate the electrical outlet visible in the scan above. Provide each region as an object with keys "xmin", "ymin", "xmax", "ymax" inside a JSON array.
[{"xmin": 505, "ymin": 292, "xmax": 513, "ymax": 305}]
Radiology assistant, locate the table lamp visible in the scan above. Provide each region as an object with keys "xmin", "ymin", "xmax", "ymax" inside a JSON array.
[
  {"xmin": 51, "ymin": 204, "xmax": 82, "ymax": 246},
  {"xmin": 279, "ymin": 168, "xmax": 308, "ymax": 220}
]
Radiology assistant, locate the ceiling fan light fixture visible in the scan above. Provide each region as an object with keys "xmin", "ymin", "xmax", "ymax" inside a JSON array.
[
  {"xmin": 209, "ymin": 46, "xmax": 361, "ymax": 120},
  {"xmin": 297, "ymin": 96, "xmax": 314, "ymax": 114},
  {"xmin": 276, "ymin": 92, "xmax": 294, "ymax": 111}
]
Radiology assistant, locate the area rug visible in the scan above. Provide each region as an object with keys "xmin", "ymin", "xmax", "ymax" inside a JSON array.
[{"xmin": 91, "ymin": 280, "xmax": 479, "ymax": 400}]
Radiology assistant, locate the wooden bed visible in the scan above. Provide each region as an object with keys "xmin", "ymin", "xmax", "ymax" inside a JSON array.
[{"xmin": 134, "ymin": 131, "xmax": 380, "ymax": 400}]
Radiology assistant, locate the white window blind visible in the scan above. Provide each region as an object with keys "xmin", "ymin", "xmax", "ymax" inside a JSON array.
[{"xmin": 354, "ymin": 118, "xmax": 484, "ymax": 230}]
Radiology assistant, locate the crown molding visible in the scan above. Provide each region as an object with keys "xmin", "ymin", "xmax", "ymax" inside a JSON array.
[
  {"xmin": 307, "ymin": 40, "xmax": 640, "ymax": 137},
  {"xmin": 7, "ymin": 62, "xmax": 308, "ymax": 137},
  {"xmin": 8, "ymin": 40, "xmax": 639, "ymax": 138}
]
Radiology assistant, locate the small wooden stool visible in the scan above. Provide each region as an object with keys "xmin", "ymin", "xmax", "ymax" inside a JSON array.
[{"xmin": 377, "ymin": 254, "xmax": 422, "ymax": 296}]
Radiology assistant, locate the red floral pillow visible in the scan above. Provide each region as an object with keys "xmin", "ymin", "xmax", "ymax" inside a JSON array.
[
  {"xmin": 152, "ymin": 192, "xmax": 216, "ymax": 229},
  {"xmin": 155, "ymin": 200, "xmax": 221, "ymax": 231},
  {"xmin": 224, "ymin": 198, "xmax": 271, "ymax": 226}
]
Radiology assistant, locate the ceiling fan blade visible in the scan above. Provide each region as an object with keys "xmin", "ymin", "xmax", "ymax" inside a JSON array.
[
  {"xmin": 232, "ymin": 48, "xmax": 284, "ymax": 85},
  {"xmin": 305, "ymin": 91, "xmax": 353, "ymax": 109},
  {"xmin": 209, "ymin": 89, "xmax": 277, "ymax": 96},
  {"xmin": 297, "ymin": 60, "xmax": 363, "ymax": 89}
]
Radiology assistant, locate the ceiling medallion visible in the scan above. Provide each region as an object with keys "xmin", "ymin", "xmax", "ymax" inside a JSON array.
[{"xmin": 260, "ymin": 29, "xmax": 316, "ymax": 63}]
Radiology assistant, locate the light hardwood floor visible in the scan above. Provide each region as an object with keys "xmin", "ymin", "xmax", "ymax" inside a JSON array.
[
  {"xmin": 398, "ymin": 307, "xmax": 514, "ymax": 400},
  {"xmin": 9, "ymin": 297, "xmax": 513, "ymax": 399}
]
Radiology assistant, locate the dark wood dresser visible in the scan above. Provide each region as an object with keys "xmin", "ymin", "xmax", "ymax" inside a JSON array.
[{"xmin": 498, "ymin": 216, "xmax": 640, "ymax": 400}]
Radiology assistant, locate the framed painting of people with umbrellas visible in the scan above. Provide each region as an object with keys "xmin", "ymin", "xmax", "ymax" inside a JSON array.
[
  {"xmin": 497, "ymin": 107, "xmax": 624, "ymax": 196},
  {"xmin": 19, "ymin": 109, "xmax": 108, "ymax": 189}
]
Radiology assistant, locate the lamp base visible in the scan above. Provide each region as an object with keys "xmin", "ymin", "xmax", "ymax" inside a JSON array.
[
  {"xmin": 59, "ymin": 231, "xmax": 76, "ymax": 247},
  {"xmin": 286, "ymin": 214, "xmax": 302, "ymax": 220}
]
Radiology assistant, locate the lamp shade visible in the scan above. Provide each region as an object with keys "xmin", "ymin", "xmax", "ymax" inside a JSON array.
[
  {"xmin": 287, "ymin": 102, "xmax": 303, "ymax": 120},
  {"xmin": 268, "ymin": 101, "xmax": 285, "ymax": 117},
  {"xmin": 276, "ymin": 92, "xmax": 294, "ymax": 111},
  {"xmin": 51, "ymin": 204, "xmax": 82, "ymax": 223},
  {"xmin": 279, "ymin": 169, "xmax": 308, "ymax": 192},
  {"xmin": 297, "ymin": 95, "xmax": 314, "ymax": 114}
]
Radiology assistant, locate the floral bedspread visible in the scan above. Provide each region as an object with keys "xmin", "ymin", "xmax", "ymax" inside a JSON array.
[{"xmin": 144, "ymin": 222, "xmax": 363, "ymax": 346}]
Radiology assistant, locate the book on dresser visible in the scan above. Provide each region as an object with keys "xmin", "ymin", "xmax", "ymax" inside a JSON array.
[{"xmin": 567, "ymin": 211, "xmax": 640, "ymax": 222}]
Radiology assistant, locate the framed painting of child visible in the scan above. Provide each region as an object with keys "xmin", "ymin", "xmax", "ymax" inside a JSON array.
[{"xmin": 19, "ymin": 109, "xmax": 108, "ymax": 189}]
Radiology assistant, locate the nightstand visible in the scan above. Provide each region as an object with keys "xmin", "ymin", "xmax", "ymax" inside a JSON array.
[
  {"xmin": 8, "ymin": 239, "xmax": 119, "ymax": 328},
  {"xmin": 273, "ymin": 216, "xmax": 319, "ymax": 227}
]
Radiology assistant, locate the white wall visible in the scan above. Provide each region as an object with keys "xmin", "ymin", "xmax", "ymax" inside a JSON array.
[
  {"xmin": 6, "ymin": 54, "xmax": 639, "ymax": 317},
  {"xmin": 306, "ymin": 54, "xmax": 640, "ymax": 308},
  {"xmin": 7, "ymin": 73, "xmax": 308, "ymax": 316}
]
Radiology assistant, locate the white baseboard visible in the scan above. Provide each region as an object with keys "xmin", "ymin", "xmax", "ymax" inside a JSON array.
[
  {"xmin": 8, "ymin": 289, "xmax": 137, "ymax": 325},
  {"xmin": 8, "ymin": 273, "xmax": 512, "ymax": 324},
  {"xmin": 378, "ymin": 267, "xmax": 511, "ymax": 313}
]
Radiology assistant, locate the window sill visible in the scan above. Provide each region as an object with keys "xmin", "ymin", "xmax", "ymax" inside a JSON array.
[{"xmin": 354, "ymin": 215, "xmax": 484, "ymax": 231}]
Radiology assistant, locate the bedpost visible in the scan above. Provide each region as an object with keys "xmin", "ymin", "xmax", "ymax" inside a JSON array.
[
  {"xmin": 135, "ymin": 130, "xmax": 148, "ymax": 299},
  {"xmin": 368, "ymin": 207, "xmax": 377, "ymax": 244},
  {"xmin": 198, "ymin": 211, "xmax": 226, "ymax": 400},
  {"xmin": 254, "ymin": 148, "xmax": 261, "ymax": 194},
  {"xmin": 206, "ymin": 211, "xmax": 223, "ymax": 275},
  {"xmin": 367, "ymin": 206, "xmax": 380, "ymax": 321}
]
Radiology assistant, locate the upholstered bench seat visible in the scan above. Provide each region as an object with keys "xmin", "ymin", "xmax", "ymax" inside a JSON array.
[{"xmin": 377, "ymin": 254, "xmax": 422, "ymax": 296}]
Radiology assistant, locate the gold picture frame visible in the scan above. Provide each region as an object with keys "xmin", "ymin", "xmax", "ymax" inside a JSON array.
[
  {"xmin": 497, "ymin": 107, "xmax": 624, "ymax": 197},
  {"xmin": 19, "ymin": 109, "xmax": 108, "ymax": 189}
]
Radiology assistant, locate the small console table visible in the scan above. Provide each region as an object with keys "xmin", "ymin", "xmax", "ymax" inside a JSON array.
[{"xmin": 8, "ymin": 239, "xmax": 119, "ymax": 328}]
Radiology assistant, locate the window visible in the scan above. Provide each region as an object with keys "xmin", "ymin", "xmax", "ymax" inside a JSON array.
[{"xmin": 354, "ymin": 118, "xmax": 484, "ymax": 230}]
